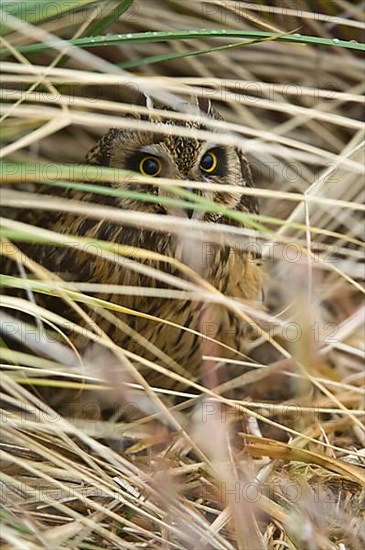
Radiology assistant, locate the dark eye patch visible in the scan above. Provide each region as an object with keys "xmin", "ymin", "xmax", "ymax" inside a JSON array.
[
  {"xmin": 127, "ymin": 151, "xmax": 161, "ymax": 174},
  {"xmin": 199, "ymin": 147, "xmax": 226, "ymax": 177}
]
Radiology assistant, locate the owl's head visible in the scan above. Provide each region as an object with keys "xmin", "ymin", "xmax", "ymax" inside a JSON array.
[{"xmin": 86, "ymin": 95, "xmax": 258, "ymax": 221}]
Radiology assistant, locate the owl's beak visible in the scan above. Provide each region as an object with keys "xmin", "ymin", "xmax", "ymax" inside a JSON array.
[{"xmin": 185, "ymin": 187, "xmax": 196, "ymax": 219}]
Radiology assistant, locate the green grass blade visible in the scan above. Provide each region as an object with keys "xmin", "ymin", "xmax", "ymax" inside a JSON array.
[
  {"xmin": 0, "ymin": 0, "xmax": 98, "ymax": 33},
  {"xmin": 1, "ymin": 29, "xmax": 363, "ymax": 56},
  {"xmin": 118, "ymin": 33, "xmax": 290, "ymax": 70},
  {"xmin": 83, "ymin": 0, "xmax": 134, "ymax": 37}
]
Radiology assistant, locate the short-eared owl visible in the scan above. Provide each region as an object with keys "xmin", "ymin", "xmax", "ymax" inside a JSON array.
[{"xmin": 5, "ymin": 95, "xmax": 261, "ymax": 392}]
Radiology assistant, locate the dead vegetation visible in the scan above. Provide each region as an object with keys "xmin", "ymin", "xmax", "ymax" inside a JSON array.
[{"xmin": 0, "ymin": 1, "xmax": 364, "ymax": 548}]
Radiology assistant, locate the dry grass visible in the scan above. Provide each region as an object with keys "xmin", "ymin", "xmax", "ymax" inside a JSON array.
[{"xmin": 0, "ymin": 1, "xmax": 364, "ymax": 548}]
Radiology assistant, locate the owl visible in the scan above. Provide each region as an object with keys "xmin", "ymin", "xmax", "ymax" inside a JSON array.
[{"xmin": 6, "ymin": 95, "xmax": 261, "ymax": 393}]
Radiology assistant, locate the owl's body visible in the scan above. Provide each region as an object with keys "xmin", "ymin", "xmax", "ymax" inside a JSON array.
[{"xmin": 7, "ymin": 97, "xmax": 261, "ymax": 390}]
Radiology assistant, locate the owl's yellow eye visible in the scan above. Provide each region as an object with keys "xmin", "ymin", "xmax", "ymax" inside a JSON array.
[
  {"xmin": 200, "ymin": 151, "xmax": 218, "ymax": 173},
  {"xmin": 139, "ymin": 156, "xmax": 161, "ymax": 176}
]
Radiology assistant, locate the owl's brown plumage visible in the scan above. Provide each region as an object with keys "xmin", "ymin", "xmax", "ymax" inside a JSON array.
[{"xmin": 6, "ymin": 96, "xmax": 261, "ymax": 393}]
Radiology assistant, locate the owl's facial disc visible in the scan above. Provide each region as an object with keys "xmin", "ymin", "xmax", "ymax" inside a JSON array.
[
  {"xmin": 128, "ymin": 143, "xmax": 231, "ymax": 220},
  {"xmin": 86, "ymin": 100, "xmax": 257, "ymax": 219},
  {"xmin": 113, "ymin": 130, "xmax": 251, "ymax": 219}
]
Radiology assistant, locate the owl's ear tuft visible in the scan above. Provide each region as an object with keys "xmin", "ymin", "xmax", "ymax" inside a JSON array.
[
  {"xmin": 197, "ymin": 96, "xmax": 212, "ymax": 115},
  {"xmin": 143, "ymin": 93, "xmax": 154, "ymax": 109},
  {"xmin": 135, "ymin": 92, "xmax": 157, "ymax": 120}
]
